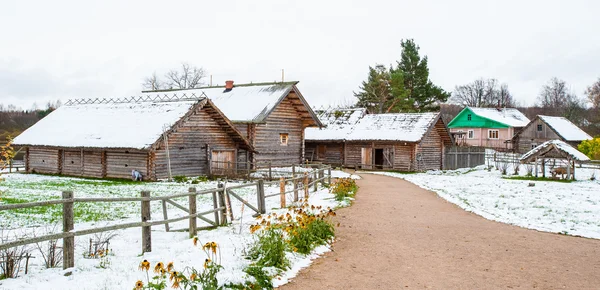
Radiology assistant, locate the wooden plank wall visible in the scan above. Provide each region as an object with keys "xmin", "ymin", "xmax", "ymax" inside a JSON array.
[
  {"xmin": 253, "ymin": 96, "xmax": 303, "ymax": 166},
  {"xmin": 154, "ymin": 105, "xmax": 240, "ymax": 179},
  {"xmin": 305, "ymin": 142, "xmax": 344, "ymax": 165},
  {"xmin": 28, "ymin": 147, "xmax": 60, "ymax": 174},
  {"xmin": 105, "ymin": 151, "xmax": 147, "ymax": 179},
  {"xmin": 516, "ymin": 118, "xmax": 562, "ymax": 153},
  {"xmin": 84, "ymin": 151, "xmax": 104, "ymax": 178},
  {"xmin": 62, "ymin": 150, "xmax": 82, "ymax": 176},
  {"xmin": 416, "ymin": 124, "xmax": 444, "ymax": 171},
  {"xmin": 345, "ymin": 142, "xmax": 370, "ymax": 168},
  {"xmin": 393, "ymin": 143, "xmax": 414, "ymax": 171}
]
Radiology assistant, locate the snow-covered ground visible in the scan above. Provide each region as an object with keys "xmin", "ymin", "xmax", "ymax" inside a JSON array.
[
  {"xmin": 372, "ymin": 165, "xmax": 600, "ymax": 239},
  {"xmin": 0, "ymin": 173, "xmax": 347, "ymax": 290}
]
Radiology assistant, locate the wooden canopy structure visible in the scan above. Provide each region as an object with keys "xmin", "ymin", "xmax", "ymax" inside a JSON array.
[{"xmin": 519, "ymin": 140, "xmax": 590, "ymax": 180}]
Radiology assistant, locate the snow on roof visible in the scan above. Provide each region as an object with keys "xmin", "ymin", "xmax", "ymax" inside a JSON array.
[
  {"xmin": 520, "ymin": 140, "xmax": 590, "ymax": 162},
  {"xmin": 13, "ymin": 101, "xmax": 198, "ymax": 149},
  {"xmin": 469, "ymin": 107, "xmax": 530, "ymax": 127},
  {"xmin": 345, "ymin": 112, "xmax": 440, "ymax": 142},
  {"xmin": 305, "ymin": 108, "xmax": 367, "ymax": 141},
  {"xmin": 538, "ymin": 115, "xmax": 593, "ymax": 141},
  {"xmin": 141, "ymin": 83, "xmax": 295, "ymax": 122}
]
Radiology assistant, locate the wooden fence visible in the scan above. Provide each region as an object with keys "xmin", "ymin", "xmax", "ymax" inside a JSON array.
[
  {"xmin": 0, "ymin": 165, "xmax": 332, "ymax": 271},
  {"xmin": 444, "ymin": 146, "xmax": 486, "ymax": 170}
]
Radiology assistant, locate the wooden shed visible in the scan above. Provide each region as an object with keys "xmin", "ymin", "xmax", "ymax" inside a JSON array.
[
  {"xmin": 519, "ymin": 139, "xmax": 590, "ymax": 180},
  {"xmin": 305, "ymin": 108, "xmax": 367, "ymax": 165},
  {"xmin": 142, "ymin": 81, "xmax": 323, "ymax": 167},
  {"xmin": 513, "ymin": 115, "xmax": 593, "ymax": 154},
  {"xmin": 13, "ymin": 97, "xmax": 253, "ymax": 180}
]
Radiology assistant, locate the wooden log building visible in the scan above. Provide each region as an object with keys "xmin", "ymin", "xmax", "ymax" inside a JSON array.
[
  {"xmin": 512, "ymin": 115, "xmax": 593, "ymax": 154},
  {"xmin": 307, "ymin": 111, "xmax": 454, "ymax": 171},
  {"xmin": 142, "ymin": 81, "xmax": 323, "ymax": 167},
  {"xmin": 13, "ymin": 97, "xmax": 254, "ymax": 180}
]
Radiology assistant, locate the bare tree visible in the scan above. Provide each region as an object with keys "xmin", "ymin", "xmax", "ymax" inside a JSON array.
[
  {"xmin": 585, "ymin": 77, "xmax": 600, "ymax": 109},
  {"xmin": 537, "ymin": 77, "xmax": 586, "ymax": 122},
  {"xmin": 451, "ymin": 78, "xmax": 514, "ymax": 107},
  {"xmin": 165, "ymin": 63, "xmax": 206, "ymax": 89},
  {"xmin": 142, "ymin": 72, "xmax": 163, "ymax": 91}
]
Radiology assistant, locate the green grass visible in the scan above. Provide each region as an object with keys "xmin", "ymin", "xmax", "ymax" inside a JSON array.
[{"xmin": 503, "ymin": 176, "xmax": 574, "ymax": 183}]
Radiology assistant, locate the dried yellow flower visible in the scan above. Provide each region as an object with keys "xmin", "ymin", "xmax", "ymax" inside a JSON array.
[{"xmin": 139, "ymin": 260, "xmax": 150, "ymax": 271}]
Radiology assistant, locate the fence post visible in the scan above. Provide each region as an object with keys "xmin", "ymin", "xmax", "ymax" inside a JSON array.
[
  {"xmin": 217, "ymin": 184, "xmax": 227, "ymax": 225},
  {"xmin": 327, "ymin": 167, "xmax": 332, "ymax": 185},
  {"xmin": 246, "ymin": 161, "xmax": 251, "ymax": 179},
  {"xmin": 292, "ymin": 164, "xmax": 296, "ymax": 178},
  {"xmin": 279, "ymin": 177, "xmax": 286, "ymax": 208},
  {"xmin": 303, "ymin": 172, "xmax": 309, "ymax": 199},
  {"xmin": 62, "ymin": 191, "xmax": 74, "ymax": 270},
  {"xmin": 188, "ymin": 187, "xmax": 197, "ymax": 238},
  {"xmin": 313, "ymin": 171, "xmax": 318, "ymax": 192},
  {"xmin": 141, "ymin": 191, "xmax": 151, "ymax": 253},
  {"xmin": 162, "ymin": 200, "xmax": 170, "ymax": 232},
  {"xmin": 319, "ymin": 168, "xmax": 325, "ymax": 186},
  {"xmin": 257, "ymin": 179, "xmax": 266, "ymax": 214},
  {"xmin": 293, "ymin": 177, "xmax": 298, "ymax": 202},
  {"xmin": 212, "ymin": 190, "xmax": 220, "ymax": 225},
  {"xmin": 268, "ymin": 162, "xmax": 272, "ymax": 180},
  {"xmin": 224, "ymin": 183, "xmax": 234, "ymax": 221}
]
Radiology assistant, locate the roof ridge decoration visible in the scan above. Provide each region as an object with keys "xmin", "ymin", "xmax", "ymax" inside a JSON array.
[{"xmin": 64, "ymin": 92, "xmax": 207, "ymax": 106}]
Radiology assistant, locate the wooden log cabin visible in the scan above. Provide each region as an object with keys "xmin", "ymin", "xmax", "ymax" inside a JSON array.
[
  {"xmin": 512, "ymin": 115, "xmax": 593, "ymax": 154},
  {"xmin": 305, "ymin": 108, "xmax": 367, "ymax": 165},
  {"xmin": 142, "ymin": 81, "xmax": 323, "ymax": 167},
  {"xmin": 306, "ymin": 112, "xmax": 453, "ymax": 171},
  {"xmin": 12, "ymin": 97, "xmax": 254, "ymax": 180}
]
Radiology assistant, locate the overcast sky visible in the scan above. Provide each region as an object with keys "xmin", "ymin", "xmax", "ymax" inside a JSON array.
[{"xmin": 1, "ymin": 0, "xmax": 599, "ymax": 110}]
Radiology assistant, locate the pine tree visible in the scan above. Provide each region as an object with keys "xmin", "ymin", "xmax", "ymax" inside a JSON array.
[{"xmin": 354, "ymin": 65, "xmax": 391, "ymax": 113}]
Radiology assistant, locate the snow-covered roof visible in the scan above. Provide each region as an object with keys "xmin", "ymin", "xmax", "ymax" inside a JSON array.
[
  {"xmin": 469, "ymin": 107, "xmax": 530, "ymax": 127},
  {"xmin": 520, "ymin": 140, "xmax": 590, "ymax": 163},
  {"xmin": 142, "ymin": 82, "xmax": 300, "ymax": 123},
  {"xmin": 538, "ymin": 115, "xmax": 593, "ymax": 141},
  {"xmin": 345, "ymin": 112, "xmax": 440, "ymax": 142},
  {"xmin": 13, "ymin": 101, "xmax": 199, "ymax": 149},
  {"xmin": 305, "ymin": 108, "xmax": 367, "ymax": 141}
]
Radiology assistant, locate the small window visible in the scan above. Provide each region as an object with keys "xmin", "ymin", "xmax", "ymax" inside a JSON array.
[
  {"xmin": 468, "ymin": 130, "xmax": 474, "ymax": 139},
  {"xmin": 537, "ymin": 124, "xmax": 543, "ymax": 132},
  {"xmin": 531, "ymin": 144, "xmax": 537, "ymax": 149},
  {"xmin": 488, "ymin": 130, "xmax": 499, "ymax": 139},
  {"xmin": 467, "ymin": 114, "xmax": 472, "ymax": 121},
  {"xmin": 280, "ymin": 133, "xmax": 289, "ymax": 146}
]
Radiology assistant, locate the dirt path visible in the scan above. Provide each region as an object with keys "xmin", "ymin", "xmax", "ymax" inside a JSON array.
[{"xmin": 280, "ymin": 173, "xmax": 600, "ymax": 289}]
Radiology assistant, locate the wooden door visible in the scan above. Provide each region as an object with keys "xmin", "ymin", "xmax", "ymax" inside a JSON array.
[
  {"xmin": 211, "ymin": 150, "xmax": 235, "ymax": 175},
  {"xmin": 361, "ymin": 147, "xmax": 372, "ymax": 169},
  {"xmin": 383, "ymin": 147, "xmax": 394, "ymax": 168}
]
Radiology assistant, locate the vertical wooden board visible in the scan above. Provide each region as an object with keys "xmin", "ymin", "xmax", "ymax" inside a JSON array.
[
  {"xmin": 62, "ymin": 150, "xmax": 83, "ymax": 176},
  {"xmin": 28, "ymin": 147, "xmax": 60, "ymax": 174}
]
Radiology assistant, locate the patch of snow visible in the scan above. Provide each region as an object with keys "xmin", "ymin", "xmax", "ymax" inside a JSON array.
[
  {"xmin": 469, "ymin": 107, "xmax": 530, "ymax": 127},
  {"xmin": 520, "ymin": 140, "xmax": 590, "ymax": 162},
  {"xmin": 305, "ymin": 108, "xmax": 367, "ymax": 141},
  {"xmin": 12, "ymin": 101, "xmax": 197, "ymax": 149},
  {"xmin": 345, "ymin": 113, "xmax": 439, "ymax": 142},
  {"xmin": 538, "ymin": 115, "xmax": 593, "ymax": 141}
]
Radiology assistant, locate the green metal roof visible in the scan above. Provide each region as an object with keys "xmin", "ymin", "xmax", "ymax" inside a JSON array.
[{"xmin": 447, "ymin": 107, "xmax": 510, "ymax": 129}]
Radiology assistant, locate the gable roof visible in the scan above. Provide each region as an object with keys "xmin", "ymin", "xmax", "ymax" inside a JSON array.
[
  {"xmin": 305, "ymin": 108, "xmax": 367, "ymax": 141},
  {"xmin": 345, "ymin": 112, "xmax": 442, "ymax": 142},
  {"xmin": 520, "ymin": 139, "xmax": 590, "ymax": 163},
  {"xmin": 538, "ymin": 115, "xmax": 593, "ymax": 142},
  {"xmin": 449, "ymin": 107, "xmax": 530, "ymax": 128},
  {"xmin": 13, "ymin": 98, "xmax": 254, "ymax": 151},
  {"xmin": 142, "ymin": 82, "xmax": 323, "ymax": 126}
]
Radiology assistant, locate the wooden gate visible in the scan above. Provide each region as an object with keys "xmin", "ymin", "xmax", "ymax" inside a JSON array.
[{"xmin": 211, "ymin": 150, "xmax": 235, "ymax": 175}]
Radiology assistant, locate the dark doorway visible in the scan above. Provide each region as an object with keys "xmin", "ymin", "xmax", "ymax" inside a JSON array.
[{"xmin": 374, "ymin": 149, "xmax": 384, "ymax": 169}]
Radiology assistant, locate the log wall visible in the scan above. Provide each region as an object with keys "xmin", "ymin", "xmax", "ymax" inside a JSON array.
[
  {"xmin": 154, "ymin": 105, "xmax": 241, "ymax": 179},
  {"xmin": 28, "ymin": 147, "xmax": 60, "ymax": 174},
  {"xmin": 305, "ymin": 141, "xmax": 344, "ymax": 165},
  {"xmin": 416, "ymin": 125, "xmax": 444, "ymax": 171},
  {"xmin": 253, "ymin": 96, "xmax": 304, "ymax": 166},
  {"xmin": 393, "ymin": 143, "xmax": 414, "ymax": 171},
  {"xmin": 105, "ymin": 150, "xmax": 147, "ymax": 179}
]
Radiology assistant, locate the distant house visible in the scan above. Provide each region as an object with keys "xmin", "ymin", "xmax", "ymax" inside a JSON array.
[
  {"xmin": 142, "ymin": 81, "xmax": 322, "ymax": 167},
  {"xmin": 447, "ymin": 107, "xmax": 530, "ymax": 150},
  {"xmin": 513, "ymin": 115, "xmax": 593, "ymax": 153},
  {"xmin": 12, "ymin": 98, "xmax": 254, "ymax": 180},
  {"xmin": 306, "ymin": 111, "xmax": 453, "ymax": 171},
  {"xmin": 305, "ymin": 108, "xmax": 367, "ymax": 165}
]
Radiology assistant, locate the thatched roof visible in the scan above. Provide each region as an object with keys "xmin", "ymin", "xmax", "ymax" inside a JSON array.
[{"xmin": 520, "ymin": 140, "xmax": 590, "ymax": 163}]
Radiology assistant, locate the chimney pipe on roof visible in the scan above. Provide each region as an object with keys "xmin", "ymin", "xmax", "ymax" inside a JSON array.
[{"xmin": 225, "ymin": 80, "xmax": 234, "ymax": 89}]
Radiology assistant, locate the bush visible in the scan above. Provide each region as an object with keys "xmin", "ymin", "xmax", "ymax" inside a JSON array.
[
  {"xmin": 172, "ymin": 176, "xmax": 188, "ymax": 183},
  {"xmin": 330, "ymin": 178, "xmax": 358, "ymax": 201},
  {"xmin": 288, "ymin": 216, "xmax": 335, "ymax": 255},
  {"xmin": 226, "ymin": 265, "xmax": 273, "ymax": 290},
  {"xmin": 248, "ymin": 228, "xmax": 289, "ymax": 270},
  {"xmin": 578, "ymin": 137, "xmax": 600, "ymax": 160}
]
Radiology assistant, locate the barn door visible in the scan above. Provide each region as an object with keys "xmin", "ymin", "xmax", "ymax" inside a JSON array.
[
  {"xmin": 361, "ymin": 147, "xmax": 372, "ymax": 169},
  {"xmin": 211, "ymin": 150, "xmax": 235, "ymax": 175},
  {"xmin": 383, "ymin": 147, "xmax": 394, "ymax": 169}
]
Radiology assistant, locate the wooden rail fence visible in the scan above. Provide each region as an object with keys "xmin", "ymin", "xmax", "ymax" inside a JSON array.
[{"xmin": 0, "ymin": 165, "xmax": 332, "ymax": 271}]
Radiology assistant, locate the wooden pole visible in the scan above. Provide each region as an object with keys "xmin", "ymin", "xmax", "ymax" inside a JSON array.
[
  {"xmin": 141, "ymin": 191, "xmax": 151, "ymax": 253},
  {"xmin": 268, "ymin": 162, "xmax": 272, "ymax": 181},
  {"xmin": 566, "ymin": 158, "xmax": 571, "ymax": 180},
  {"xmin": 534, "ymin": 157, "xmax": 538, "ymax": 178},
  {"xmin": 62, "ymin": 191, "xmax": 74, "ymax": 270},
  {"xmin": 246, "ymin": 161, "xmax": 251, "ymax": 179},
  {"xmin": 327, "ymin": 167, "xmax": 332, "ymax": 185},
  {"xmin": 212, "ymin": 191, "xmax": 220, "ymax": 225},
  {"xmin": 293, "ymin": 178, "xmax": 298, "ymax": 202},
  {"xmin": 304, "ymin": 172, "xmax": 309, "ymax": 199},
  {"xmin": 257, "ymin": 179, "xmax": 266, "ymax": 214},
  {"xmin": 292, "ymin": 164, "xmax": 296, "ymax": 178},
  {"xmin": 217, "ymin": 184, "xmax": 227, "ymax": 225},
  {"xmin": 162, "ymin": 200, "xmax": 170, "ymax": 232},
  {"xmin": 313, "ymin": 171, "xmax": 318, "ymax": 192},
  {"xmin": 541, "ymin": 159, "xmax": 546, "ymax": 178},
  {"xmin": 188, "ymin": 188, "xmax": 197, "ymax": 238},
  {"xmin": 224, "ymin": 183, "xmax": 234, "ymax": 221},
  {"xmin": 280, "ymin": 177, "xmax": 286, "ymax": 208}
]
